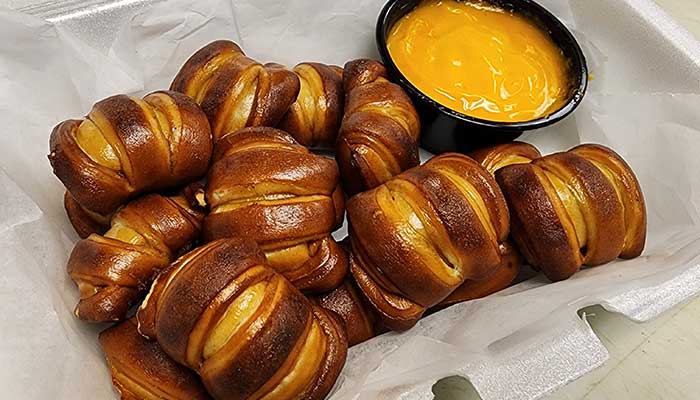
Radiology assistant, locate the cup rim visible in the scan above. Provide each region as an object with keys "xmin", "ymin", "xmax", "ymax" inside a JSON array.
[{"xmin": 375, "ymin": 0, "xmax": 589, "ymax": 132}]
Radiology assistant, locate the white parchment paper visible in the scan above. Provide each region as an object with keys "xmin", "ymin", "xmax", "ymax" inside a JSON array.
[{"xmin": 1, "ymin": 0, "xmax": 699, "ymax": 399}]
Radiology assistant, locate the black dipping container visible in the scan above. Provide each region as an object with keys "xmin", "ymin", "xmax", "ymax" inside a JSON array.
[{"xmin": 376, "ymin": 0, "xmax": 588, "ymax": 153}]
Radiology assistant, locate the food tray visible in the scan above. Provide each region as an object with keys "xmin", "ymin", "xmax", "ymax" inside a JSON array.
[{"xmin": 1, "ymin": 0, "xmax": 699, "ymax": 399}]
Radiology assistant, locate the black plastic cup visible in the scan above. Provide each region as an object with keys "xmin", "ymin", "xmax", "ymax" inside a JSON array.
[{"xmin": 376, "ymin": 0, "xmax": 588, "ymax": 153}]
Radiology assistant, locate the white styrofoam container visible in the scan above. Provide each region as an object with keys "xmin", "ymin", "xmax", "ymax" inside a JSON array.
[{"xmin": 0, "ymin": 1, "xmax": 699, "ymax": 399}]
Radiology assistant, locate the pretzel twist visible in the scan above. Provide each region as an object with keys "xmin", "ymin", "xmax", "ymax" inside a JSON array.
[
  {"xmin": 49, "ymin": 91, "xmax": 212, "ymax": 237},
  {"xmin": 67, "ymin": 191, "xmax": 204, "ymax": 322},
  {"xmin": 203, "ymin": 127, "xmax": 347, "ymax": 293},
  {"xmin": 336, "ymin": 59, "xmax": 420, "ymax": 195},
  {"xmin": 99, "ymin": 318, "xmax": 212, "ymax": 400},
  {"xmin": 136, "ymin": 238, "xmax": 347, "ymax": 400},
  {"xmin": 171, "ymin": 40, "xmax": 300, "ymax": 142},
  {"xmin": 279, "ymin": 63, "xmax": 344, "ymax": 149},
  {"xmin": 496, "ymin": 143, "xmax": 646, "ymax": 281},
  {"xmin": 347, "ymin": 153, "xmax": 509, "ymax": 330}
]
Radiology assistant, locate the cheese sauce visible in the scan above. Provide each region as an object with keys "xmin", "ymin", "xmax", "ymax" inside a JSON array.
[{"xmin": 387, "ymin": 0, "xmax": 570, "ymax": 122}]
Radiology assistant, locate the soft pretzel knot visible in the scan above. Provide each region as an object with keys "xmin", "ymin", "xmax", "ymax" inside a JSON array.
[
  {"xmin": 171, "ymin": 40, "xmax": 300, "ymax": 142},
  {"xmin": 496, "ymin": 143, "xmax": 647, "ymax": 281},
  {"xmin": 136, "ymin": 238, "xmax": 348, "ymax": 400},
  {"xmin": 203, "ymin": 127, "xmax": 347, "ymax": 293},
  {"xmin": 99, "ymin": 318, "xmax": 212, "ymax": 400},
  {"xmin": 469, "ymin": 141, "xmax": 542, "ymax": 175},
  {"xmin": 49, "ymin": 91, "xmax": 212, "ymax": 237},
  {"xmin": 67, "ymin": 191, "xmax": 204, "ymax": 322},
  {"xmin": 336, "ymin": 59, "xmax": 421, "ymax": 196},
  {"xmin": 347, "ymin": 153, "xmax": 510, "ymax": 330},
  {"xmin": 279, "ymin": 63, "xmax": 344, "ymax": 149}
]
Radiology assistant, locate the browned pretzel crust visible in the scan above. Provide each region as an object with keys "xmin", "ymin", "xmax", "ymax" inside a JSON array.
[
  {"xmin": 496, "ymin": 144, "xmax": 646, "ymax": 281},
  {"xmin": 469, "ymin": 141, "xmax": 542, "ymax": 174},
  {"xmin": 314, "ymin": 275, "xmax": 382, "ymax": 346},
  {"xmin": 435, "ymin": 241, "xmax": 521, "ymax": 309},
  {"xmin": 68, "ymin": 190, "xmax": 203, "ymax": 322},
  {"xmin": 171, "ymin": 40, "xmax": 300, "ymax": 142},
  {"xmin": 136, "ymin": 238, "xmax": 347, "ymax": 400},
  {"xmin": 336, "ymin": 59, "xmax": 420, "ymax": 195},
  {"xmin": 279, "ymin": 62, "xmax": 344, "ymax": 149},
  {"xmin": 203, "ymin": 127, "xmax": 347, "ymax": 293},
  {"xmin": 347, "ymin": 153, "xmax": 509, "ymax": 330},
  {"xmin": 64, "ymin": 191, "xmax": 111, "ymax": 238},
  {"xmin": 423, "ymin": 141, "xmax": 542, "ymax": 306},
  {"xmin": 49, "ymin": 91, "xmax": 211, "ymax": 237},
  {"xmin": 99, "ymin": 318, "xmax": 212, "ymax": 400}
]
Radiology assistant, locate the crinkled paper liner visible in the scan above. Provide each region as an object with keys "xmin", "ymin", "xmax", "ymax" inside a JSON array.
[{"xmin": 1, "ymin": 0, "xmax": 699, "ymax": 398}]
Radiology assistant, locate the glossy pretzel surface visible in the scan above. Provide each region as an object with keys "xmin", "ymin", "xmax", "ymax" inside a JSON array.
[
  {"xmin": 348, "ymin": 153, "xmax": 509, "ymax": 329},
  {"xmin": 336, "ymin": 59, "xmax": 420, "ymax": 195},
  {"xmin": 496, "ymin": 144, "xmax": 646, "ymax": 281},
  {"xmin": 279, "ymin": 62, "xmax": 344, "ymax": 149},
  {"xmin": 49, "ymin": 91, "xmax": 211, "ymax": 234},
  {"xmin": 68, "ymin": 191, "xmax": 203, "ymax": 322},
  {"xmin": 137, "ymin": 238, "xmax": 347, "ymax": 400},
  {"xmin": 204, "ymin": 127, "xmax": 347, "ymax": 293},
  {"xmin": 171, "ymin": 40, "xmax": 300, "ymax": 142}
]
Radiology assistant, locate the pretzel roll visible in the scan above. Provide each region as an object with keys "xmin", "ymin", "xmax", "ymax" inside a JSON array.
[
  {"xmin": 435, "ymin": 241, "xmax": 521, "ymax": 309},
  {"xmin": 314, "ymin": 275, "xmax": 381, "ymax": 346},
  {"xmin": 279, "ymin": 63, "xmax": 344, "ymax": 149},
  {"xmin": 336, "ymin": 59, "xmax": 420, "ymax": 195},
  {"xmin": 136, "ymin": 238, "xmax": 347, "ymax": 400},
  {"xmin": 347, "ymin": 153, "xmax": 510, "ymax": 330},
  {"xmin": 171, "ymin": 40, "xmax": 300, "ymax": 142},
  {"xmin": 99, "ymin": 318, "xmax": 212, "ymax": 400},
  {"xmin": 49, "ymin": 90, "xmax": 211, "ymax": 237},
  {"xmin": 204, "ymin": 127, "xmax": 347, "ymax": 293},
  {"xmin": 496, "ymin": 144, "xmax": 646, "ymax": 281},
  {"xmin": 469, "ymin": 141, "xmax": 542, "ymax": 175},
  {"xmin": 68, "ymin": 190, "xmax": 204, "ymax": 322}
]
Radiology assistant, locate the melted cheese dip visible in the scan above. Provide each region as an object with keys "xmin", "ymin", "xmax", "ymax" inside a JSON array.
[{"xmin": 387, "ymin": 0, "xmax": 570, "ymax": 122}]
